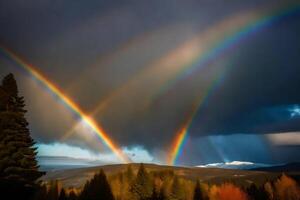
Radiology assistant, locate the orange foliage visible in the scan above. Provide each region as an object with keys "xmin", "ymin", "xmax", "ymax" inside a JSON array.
[
  {"xmin": 208, "ymin": 185, "xmax": 219, "ymax": 200},
  {"xmin": 65, "ymin": 188, "xmax": 81, "ymax": 195},
  {"xmin": 275, "ymin": 174, "xmax": 300, "ymax": 200},
  {"xmin": 154, "ymin": 177, "xmax": 163, "ymax": 191},
  {"xmin": 209, "ymin": 183, "xmax": 248, "ymax": 200},
  {"xmin": 264, "ymin": 182, "xmax": 274, "ymax": 200}
]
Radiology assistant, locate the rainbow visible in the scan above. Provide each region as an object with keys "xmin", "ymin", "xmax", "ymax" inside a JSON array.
[
  {"xmin": 168, "ymin": 110, "xmax": 195, "ymax": 165},
  {"xmin": 168, "ymin": 3, "xmax": 300, "ymax": 165},
  {"xmin": 0, "ymin": 46, "xmax": 131, "ymax": 163},
  {"xmin": 156, "ymin": 3, "xmax": 300, "ymax": 100},
  {"xmin": 75, "ymin": 6, "xmax": 274, "ymax": 118},
  {"xmin": 167, "ymin": 74, "xmax": 223, "ymax": 165}
]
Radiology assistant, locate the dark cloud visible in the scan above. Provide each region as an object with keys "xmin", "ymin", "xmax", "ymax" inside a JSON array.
[
  {"xmin": 190, "ymin": 12, "xmax": 300, "ymax": 136},
  {"xmin": 0, "ymin": 0, "xmax": 300, "ymax": 164},
  {"xmin": 177, "ymin": 134, "xmax": 272, "ymax": 166}
]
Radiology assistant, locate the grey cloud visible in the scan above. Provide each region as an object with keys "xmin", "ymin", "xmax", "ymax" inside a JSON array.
[{"xmin": 1, "ymin": 0, "xmax": 300, "ymax": 164}]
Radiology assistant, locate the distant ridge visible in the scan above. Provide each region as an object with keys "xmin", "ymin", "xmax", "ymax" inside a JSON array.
[
  {"xmin": 37, "ymin": 156, "xmax": 106, "ymax": 171},
  {"xmin": 251, "ymin": 162, "xmax": 300, "ymax": 172}
]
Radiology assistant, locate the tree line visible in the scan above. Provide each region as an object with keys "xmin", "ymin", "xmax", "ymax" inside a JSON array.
[{"xmin": 37, "ymin": 164, "xmax": 300, "ymax": 200}]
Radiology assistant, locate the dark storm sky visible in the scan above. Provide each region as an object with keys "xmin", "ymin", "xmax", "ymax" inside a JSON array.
[{"xmin": 0, "ymin": 0, "xmax": 300, "ymax": 165}]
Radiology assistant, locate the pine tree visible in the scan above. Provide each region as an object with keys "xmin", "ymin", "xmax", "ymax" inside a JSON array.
[
  {"xmin": 158, "ymin": 186, "xmax": 167, "ymax": 200},
  {"xmin": 247, "ymin": 183, "xmax": 269, "ymax": 200},
  {"xmin": 193, "ymin": 180, "xmax": 203, "ymax": 200},
  {"xmin": 150, "ymin": 187, "xmax": 159, "ymax": 200},
  {"xmin": 79, "ymin": 180, "xmax": 90, "ymax": 200},
  {"xmin": 0, "ymin": 73, "xmax": 44, "ymax": 199},
  {"xmin": 33, "ymin": 184, "xmax": 48, "ymax": 200},
  {"xmin": 68, "ymin": 190, "xmax": 78, "ymax": 200},
  {"xmin": 58, "ymin": 188, "xmax": 67, "ymax": 200},
  {"xmin": 130, "ymin": 163, "xmax": 152, "ymax": 200},
  {"xmin": 80, "ymin": 169, "xmax": 115, "ymax": 200}
]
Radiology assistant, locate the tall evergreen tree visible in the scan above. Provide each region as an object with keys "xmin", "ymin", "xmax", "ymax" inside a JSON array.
[
  {"xmin": 80, "ymin": 169, "xmax": 115, "ymax": 200},
  {"xmin": 33, "ymin": 184, "xmax": 48, "ymax": 200},
  {"xmin": 247, "ymin": 183, "xmax": 269, "ymax": 200},
  {"xmin": 58, "ymin": 188, "xmax": 67, "ymax": 200},
  {"xmin": 68, "ymin": 190, "xmax": 78, "ymax": 200},
  {"xmin": 0, "ymin": 73, "xmax": 44, "ymax": 199},
  {"xmin": 150, "ymin": 187, "xmax": 159, "ymax": 200},
  {"xmin": 130, "ymin": 163, "xmax": 152, "ymax": 200},
  {"xmin": 157, "ymin": 186, "xmax": 167, "ymax": 200},
  {"xmin": 193, "ymin": 180, "xmax": 203, "ymax": 200}
]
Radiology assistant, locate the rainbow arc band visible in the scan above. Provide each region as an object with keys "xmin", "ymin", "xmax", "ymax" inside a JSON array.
[
  {"xmin": 0, "ymin": 46, "xmax": 131, "ymax": 163},
  {"xmin": 168, "ymin": 3, "xmax": 300, "ymax": 165}
]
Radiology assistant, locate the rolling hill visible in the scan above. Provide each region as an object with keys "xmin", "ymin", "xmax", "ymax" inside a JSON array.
[{"xmin": 40, "ymin": 163, "xmax": 287, "ymax": 189}]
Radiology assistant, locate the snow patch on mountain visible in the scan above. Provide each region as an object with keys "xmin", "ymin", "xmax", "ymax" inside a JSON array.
[{"xmin": 196, "ymin": 161, "xmax": 271, "ymax": 170}]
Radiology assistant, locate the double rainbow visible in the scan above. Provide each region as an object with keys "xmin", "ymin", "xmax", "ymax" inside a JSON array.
[
  {"xmin": 0, "ymin": 47, "xmax": 131, "ymax": 163},
  {"xmin": 1, "ymin": 2, "xmax": 299, "ymax": 166}
]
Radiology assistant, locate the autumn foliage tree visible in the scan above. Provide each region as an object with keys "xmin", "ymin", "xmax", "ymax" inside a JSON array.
[
  {"xmin": 209, "ymin": 183, "xmax": 248, "ymax": 200},
  {"xmin": 130, "ymin": 164, "xmax": 153, "ymax": 200},
  {"xmin": 47, "ymin": 180, "xmax": 60, "ymax": 200},
  {"xmin": 274, "ymin": 174, "xmax": 300, "ymax": 200},
  {"xmin": 170, "ymin": 176, "xmax": 185, "ymax": 200}
]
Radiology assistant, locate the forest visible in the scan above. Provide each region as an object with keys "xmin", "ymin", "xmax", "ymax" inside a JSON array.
[{"xmin": 0, "ymin": 74, "xmax": 299, "ymax": 200}]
